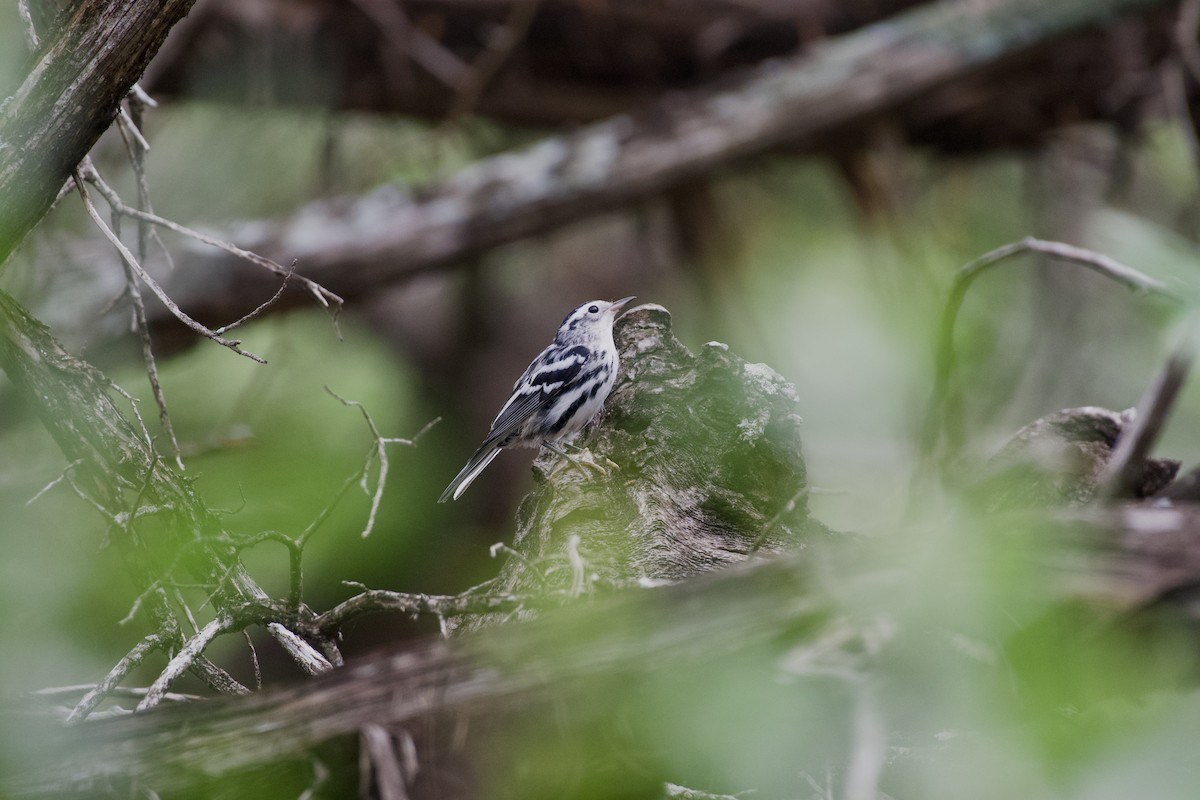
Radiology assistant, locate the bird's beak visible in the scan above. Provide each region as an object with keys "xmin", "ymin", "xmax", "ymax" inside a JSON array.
[{"xmin": 610, "ymin": 295, "xmax": 636, "ymax": 315}]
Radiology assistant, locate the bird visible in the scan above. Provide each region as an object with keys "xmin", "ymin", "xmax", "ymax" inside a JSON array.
[{"xmin": 439, "ymin": 296, "xmax": 636, "ymax": 502}]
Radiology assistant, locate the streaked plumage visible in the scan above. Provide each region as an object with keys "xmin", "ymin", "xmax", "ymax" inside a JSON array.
[{"xmin": 439, "ymin": 296, "xmax": 635, "ymax": 502}]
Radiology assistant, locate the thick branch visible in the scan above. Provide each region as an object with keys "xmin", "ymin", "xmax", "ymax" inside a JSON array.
[
  {"xmin": 0, "ymin": 291, "xmax": 262, "ymax": 603},
  {"xmin": 0, "ymin": 0, "xmax": 198, "ymax": 264},
  {"xmin": 6, "ymin": 556, "xmax": 824, "ymax": 797},
  {"xmin": 13, "ymin": 499, "xmax": 1200, "ymax": 797},
  {"xmin": 116, "ymin": 0, "xmax": 1173, "ymax": 343}
]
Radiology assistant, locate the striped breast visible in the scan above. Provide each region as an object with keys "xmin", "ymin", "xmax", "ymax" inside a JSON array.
[{"xmin": 539, "ymin": 353, "xmax": 617, "ymax": 440}]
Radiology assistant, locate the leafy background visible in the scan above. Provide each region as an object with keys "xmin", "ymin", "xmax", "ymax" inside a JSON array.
[{"xmin": 3, "ymin": 6, "xmax": 1200, "ymax": 797}]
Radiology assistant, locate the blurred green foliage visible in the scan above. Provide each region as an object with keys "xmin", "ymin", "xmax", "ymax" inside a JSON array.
[{"xmin": 2, "ymin": 3, "xmax": 1200, "ymax": 792}]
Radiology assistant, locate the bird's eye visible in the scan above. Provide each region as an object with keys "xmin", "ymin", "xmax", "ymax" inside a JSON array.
[{"xmin": 588, "ymin": 305, "xmax": 599, "ymax": 314}]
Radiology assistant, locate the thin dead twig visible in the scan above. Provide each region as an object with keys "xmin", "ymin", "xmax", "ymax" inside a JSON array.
[
  {"xmin": 137, "ymin": 614, "xmax": 236, "ymax": 711},
  {"xmin": 215, "ymin": 261, "xmax": 296, "ymax": 334},
  {"xmin": 74, "ymin": 172, "xmax": 269, "ymax": 364},
  {"xmin": 326, "ymin": 387, "xmax": 440, "ymax": 538},
  {"xmin": 36, "ymin": 684, "xmax": 199, "ymax": 705},
  {"xmin": 311, "ymin": 587, "xmax": 529, "ymax": 636},
  {"xmin": 244, "ymin": 630, "xmax": 262, "ymax": 691},
  {"xmin": 1096, "ymin": 316, "xmax": 1200, "ymax": 500},
  {"xmin": 117, "ymin": 106, "xmax": 151, "ymax": 153},
  {"xmin": 919, "ymin": 237, "xmax": 1179, "ymax": 469},
  {"xmin": 94, "ymin": 162, "xmax": 185, "ymax": 469},
  {"xmin": 663, "ymin": 784, "xmax": 744, "ymax": 800},
  {"xmin": 26, "ymin": 458, "xmax": 83, "ymax": 506},
  {"xmin": 749, "ymin": 484, "xmax": 809, "ymax": 553},
  {"xmin": 362, "ymin": 724, "xmax": 412, "ymax": 800},
  {"xmin": 267, "ymin": 403, "xmax": 437, "ymax": 617},
  {"xmin": 190, "ymin": 655, "xmax": 252, "ymax": 697},
  {"xmin": 116, "ymin": 94, "xmax": 176, "ymax": 276},
  {"xmin": 267, "ymin": 623, "xmax": 334, "ymax": 677},
  {"xmin": 66, "ymin": 634, "xmax": 164, "ymax": 724},
  {"xmin": 84, "ymin": 170, "xmax": 342, "ymax": 311}
]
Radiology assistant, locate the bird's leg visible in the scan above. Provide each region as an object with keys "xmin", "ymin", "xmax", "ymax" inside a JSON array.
[
  {"xmin": 542, "ymin": 440, "xmax": 615, "ymax": 477},
  {"xmin": 562, "ymin": 440, "xmax": 619, "ymax": 471}
]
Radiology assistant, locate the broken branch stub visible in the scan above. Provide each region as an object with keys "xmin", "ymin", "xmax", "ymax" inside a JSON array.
[
  {"xmin": 480, "ymin": 304, "xmax": 817, "ymax": 616},
  {"xmin": 970, "ymin": 406, "xmax": 1182, "ymax": 511}
]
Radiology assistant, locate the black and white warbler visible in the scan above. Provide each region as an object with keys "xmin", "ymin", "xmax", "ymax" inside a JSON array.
[{"xmin": 439, "ymin": 296, "xmax": 636, "ymax": 502}]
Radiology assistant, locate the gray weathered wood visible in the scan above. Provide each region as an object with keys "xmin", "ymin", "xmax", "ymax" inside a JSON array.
[
  {"xmin": 85, "ymin": 0, "xmax": 1174, "ymax": 351},
  {"xmin": 460, "ymin": 304, "xmax": 815, "ymax": 628},
  {"xmin": 4, "ymin": 556, "xmax": 824, "ymax": 797},
  {"xmin": 0, "ymin": 0, "xmax": 198, "ymax": 265}
]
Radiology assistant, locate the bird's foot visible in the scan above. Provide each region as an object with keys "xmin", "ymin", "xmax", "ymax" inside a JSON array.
[{"xmin": 544, "ymin": 441, "xmax": 617, "ymax": 478}]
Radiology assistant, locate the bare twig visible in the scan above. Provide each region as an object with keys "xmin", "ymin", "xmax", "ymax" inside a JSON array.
[
  {"xmin": 130, "ymin": 83, "xmax": 158, "ymax": 108},
  {"xmin": 488, "ymin": 541, "xmax": 548, "ymax": 587},
  {"xmin": 120, "ymin": 582, "xmax": 164, "ymax": 626},
  {"xmin": 65, "ymin": 472, "xmax": 123, "ymax": 526},
  {"xmin": 267, "ymin": 623, "xmax": 334, "ymax": 677},
  {"xmin": 66, "ymin": 634, "xmax": 164, "ymax": 724},
  {"xmin": 26, "ymin": 458, "xmax": 83, "ymax": 506},
  {"xmin": 214, "ymin": 261, "xmax": 295, "ymax": 334},
  {"xmin": 245, "ymin": 630, "xmax": 263, "ymax": 692},
  {"xmin": 111, "ymin": 382, "xmax": 156, "ymax": 450},
  {"xmin": 173, "ymin": 587, "xmax": 201, "ymax": 635},
  {"xmin": 36, "ymin": 684, "xmax": 199, "ymax": 705},
  {"xmin": 116, "ymin": 91, "xmax": 175, "ymax": 278},
  {"xmin": 310, "ymin": 588, "xmax": 529, "ymax": 636},
  {"xmin": 362, "ymin": 725, "xmax": 411, "ymax": 800},
  {"xmin": 326, "ymin": 387, "xmax": 439, "ymax": 538},
  {"xmin": 663, "ymin": 784, "xmax": 743, "ymax": 800},
  {"xmin": 190, "ymin": 656, "xmax": 252, "ymax": 697},
  {"xmin": 749, "ymin": 484, "xmax": 809, "ymax": 553},
  {"xmin": 137, "ymin": 614, "xmax": 235, "ymax": 711},
  {"xmin": 51, "ymin": 174, "xmax": 79, "ymax": 207},
  {"xmin": 74, "ymin": 172, "xmax": 269, "ymax": 364},
  {"xmin": 1096, "ymin": 317, "xmax": 1200, "ymax": 499},
  {"xmin": 89, "ymin": 161, "xmax": 185, "ymax": 469},
  {"xmin": 919, "ymin": 237, "xmax": 1178, "ymax": 468},
  {"xmin": 84, "ymin": 160, "xmax": 342, "ymax": 311},
  {"xmin": 116, "ymin": 105, "xmax": 152, "ymax": 153},
  {"xmin": 218, "ymin": 529, "xmax": 306, "ymax": 611}
]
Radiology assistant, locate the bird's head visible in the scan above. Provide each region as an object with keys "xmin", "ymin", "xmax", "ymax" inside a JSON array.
[{"xmin": 556, "ymin": 296, "xmax": 635, "ymax": 342}]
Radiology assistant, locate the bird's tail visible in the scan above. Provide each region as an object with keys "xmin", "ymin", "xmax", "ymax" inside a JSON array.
[{"xmin": 438, "ymin": 444, "xmax": 503, "ymax": 502}]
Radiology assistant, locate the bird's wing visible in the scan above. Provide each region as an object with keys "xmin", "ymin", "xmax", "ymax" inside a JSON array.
[{"xmin": 484, "ymin": 345, "xmax": 590, "ymax": 447}]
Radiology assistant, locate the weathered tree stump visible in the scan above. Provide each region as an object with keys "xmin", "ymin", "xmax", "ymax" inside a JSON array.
[{"xmin": 461, "ymin": 303, "xmax": 819, "ymax": 630}]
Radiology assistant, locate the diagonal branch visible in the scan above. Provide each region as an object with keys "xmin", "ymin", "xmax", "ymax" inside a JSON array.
[
  {"xmin": 74, "ymin": 171, "xmax": 268, "ymax": 364},
  {"xmin": 105, "ymin": 0, "xmax": 1175, "ymax": 348},
  {"xmin": 0, "ymin": 0, "xmax": 199, "ymax": 265},
  {"xmin": 84, "ymin": 170, "xmax": 342, "ymax": 311}
]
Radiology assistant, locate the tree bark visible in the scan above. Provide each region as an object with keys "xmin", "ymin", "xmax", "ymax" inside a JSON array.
[
  {"xmin": 0, "ymin": 0, "xmax": 198, "ymax": 265},
  {"xmin": 458, "ymin": 304, "xmax": 816, "ymax": 629}
]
